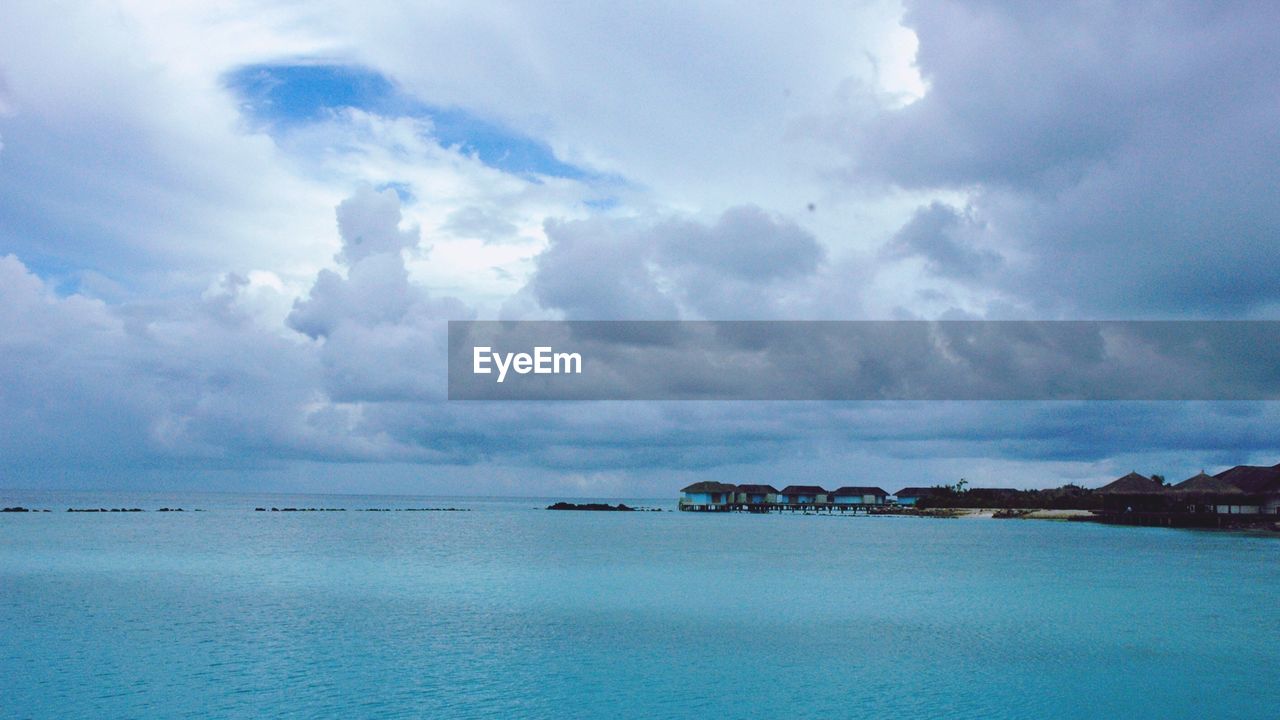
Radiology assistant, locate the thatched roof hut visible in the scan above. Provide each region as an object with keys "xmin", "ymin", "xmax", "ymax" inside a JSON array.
[
  {"xmin": 1171, "ymin": 472, "xmax": 1244, "ymax": 495},
  {"xmin": 1095, "ymin": 472, "xmax": 1165, "ymax": 494},
  {"xmin": 1095, "ymin": 472, "xmax": 1172, "ymax": 512},
  {"xmin": 1213, "ymin": 463, "xmax": 1280, "ymax": 494}
]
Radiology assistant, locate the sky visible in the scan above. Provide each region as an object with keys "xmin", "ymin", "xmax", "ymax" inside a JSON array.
[{"xmin": 2, "ymin": 0, "xmax": 1278, "ymax": 496}]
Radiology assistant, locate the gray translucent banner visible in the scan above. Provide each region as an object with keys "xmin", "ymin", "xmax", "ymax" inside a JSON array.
[{"xmin": 447, "ymin": 321, "xmax": 1280, "ymax": 400}]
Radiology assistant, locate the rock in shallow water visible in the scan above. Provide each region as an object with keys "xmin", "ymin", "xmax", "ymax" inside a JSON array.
[{"xmin": 546, "ymin": 502, "xmax": 635, "ymax": 511}]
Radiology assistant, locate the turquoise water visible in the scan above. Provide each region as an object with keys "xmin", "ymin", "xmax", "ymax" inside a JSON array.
[{"xmin": 2, "ymin": 492, "xmax": 1278, "ymax": 719}]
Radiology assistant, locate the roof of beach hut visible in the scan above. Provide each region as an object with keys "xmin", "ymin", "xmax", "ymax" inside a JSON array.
[
  {"xmin": 831, "ymin": 486, "xmax": 889, "ymax": 496},
  {"xmin": 777, "ymin": 485, "xmax": 828, "ymax": 495},
  {"xmin": 1213, "ymin": 463, "xmax": 1280, "ymax": 494},
  {"xmin": 1171, "ymin": 472, "xmax": 1244, "ymax": 495},
  {"xmin": 734, "ymin": 484, "xmax": 779, "ymax": 494},
  {"xmin": 1095, "ymin": 472, "xmax": 1166, "ymax": 494},
  {"xmin": 680, "ymin": 481, "xmax": 738, "ymax": 494},
  {"xmin": 894, "ymin": 487, "xmax": 941, "ymax": 497}
]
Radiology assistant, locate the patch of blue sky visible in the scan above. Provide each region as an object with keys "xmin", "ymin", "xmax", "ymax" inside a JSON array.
[
  {"xmin": 375, "ymin": 181, "xmax": 415, "ymax": 204},
  {"xmin": 224, "ymin": 63, "xmax": 596, "ymax": 182},
  {"xmin": 14, "ymin": 253, "xmax": 99, "ymax": 297},
  {"xmin": 582, "ymin": 196, "xmax": 621, "ymax": 211}
]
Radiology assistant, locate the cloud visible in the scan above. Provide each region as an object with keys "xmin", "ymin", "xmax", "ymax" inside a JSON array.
[
  {"xmin": 0, "ymin": 253, "xmax": 342, "ymax": 471},
  {"xmin": 882, "ymin": 202, "xmax": 1001, "ymax": 280},
  {"xmin": 527, "ymin": 205, "xmax": 826, "ymax": 320},
  {"xmin": 2, "ymin": 2, "xmax": 1278, "ymax": 495},
  {"xmin": 239, "ymin": 1, "xmax": 920, "ymax": 221},
  {"xmin": 0, "ymin": 67, "xmax": 8, "ymax": 153},
  {"xmin": 450, "ymin": 320, "xmax": 1280, "ymax": 402},
  {"xmin": 333, "ymin": 186, "xmax": 421, "ymax": 265},
  {"xmin": 528, "ymin": 216, "xmax": 680, "ymax": 320},
  {"xmin": 656, "ymin": 205, "xmax": 824, "ymax": 281},
  {"xmin": 289, "ymin": 188, "xmax": 472, "ymax": 401},
  {"xmin": 0, "ymin": 12, "xmax": 612, "ymax": 315},
  {"xmin": 0, "ymin": 3, "xmax": 344, "ymax": 286},
  {"xmin": 4, "ymin": 239, "xmax": 1279, "ymax": 494},
  {"xmin": 443, "ymin": 205, "xmax": 521, "ymax": 243},
  {"xmin": 224, "ymin": 62, "xmax": 597, "ymax": 180},
  {"xmin": 840, "ymin": 0, "xmax": 1280, "ymax": 316}
]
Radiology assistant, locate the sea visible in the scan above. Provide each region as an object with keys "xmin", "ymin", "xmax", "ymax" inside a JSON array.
[{"xmin": 1, "ymin": 490, "xmax": 1278, "ymax": 719}]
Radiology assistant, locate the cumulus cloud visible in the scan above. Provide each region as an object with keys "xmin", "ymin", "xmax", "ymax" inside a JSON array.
[
  {"xmin": 527, "ymin": 205, "xmax": 826, "ymax": 320},
  {"xmin": 882, "ymin": 202, "xmax": 1001, "ymax": 280},
  {"xmin": 333, "ymin": 187, "xmax": 420, "ymax": 265},
  {"xmin": 527, "ymin": 216, "xmax": 679, "ymax": 320},
  {"xmin": 0, "ymin": 253, "xmax": 339, "ymax": 472},
  {"xmin": 843, "ymin": 0, "xmax": 1280, "ymax": 316},
  {"xmin": 289, "ymin": 188, "xmax": 472, "ymax": 401},
  {"xmin": 4, "ymin": 238, "xmax": 1279, "ymax": 494}
]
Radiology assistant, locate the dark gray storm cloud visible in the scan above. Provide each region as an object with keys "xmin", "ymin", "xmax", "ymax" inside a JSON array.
[{"xmin": 852, "ymin": 0, "xmax": 1280, "ymax": 316}]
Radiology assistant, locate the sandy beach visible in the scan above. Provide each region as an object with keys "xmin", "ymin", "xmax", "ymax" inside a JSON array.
[
  {"xmin": 930, "ymin": 508, "xmax": 1096, "ymax": 520},
  {"xmin": 1022, "ymin": 509, "xmax": 1096, "ymax": 520}
]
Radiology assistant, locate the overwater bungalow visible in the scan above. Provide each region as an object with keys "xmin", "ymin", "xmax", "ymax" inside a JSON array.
[
  {"xmin": 1170, "ymin": 471, "xmax": 1253, "ymax": 514},
  {"xmin": 1207, "ymin": 463, "xmax": 1280, "ymax": 514},
  {"xmin": 735, "ymin": 484, "xmax": 778, "ymax": 506},
  {"xmin": 831, "ymin": 486, "xmax": 889, "ymax": 506},
  {"xmin": 1172, "ymin": 471, "xmax": 1239, "ymax": 509},
  {"xmin": 679, "ymin": 481, "xmax": 736, "ymax": 511},
  {"xmin": 777, "ymin": 485, "xmax": 828, "ymax": 507},
  {"xmin": 893, "ymin": 487, "xmax": 939, "ymax": 506},
  {"xmin": 671, "ymin": 460, "xmax": 1280, "ymax": 523},
  {"xmin": 1091, "ymin": 464, "xmax": 1280, "ymax": 527}
]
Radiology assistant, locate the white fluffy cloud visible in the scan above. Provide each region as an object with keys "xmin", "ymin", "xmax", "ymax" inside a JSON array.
[
  {"xmin": 0, "ymin": 253, "xmax": 330, "ymax": 469},
  {"xmin": 288, "ymin": 188, "xmax": 471, "ymax": 402},
  {"xmin": 524, "ymin": 205, "xmax": 827, "ymax": 320}
]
